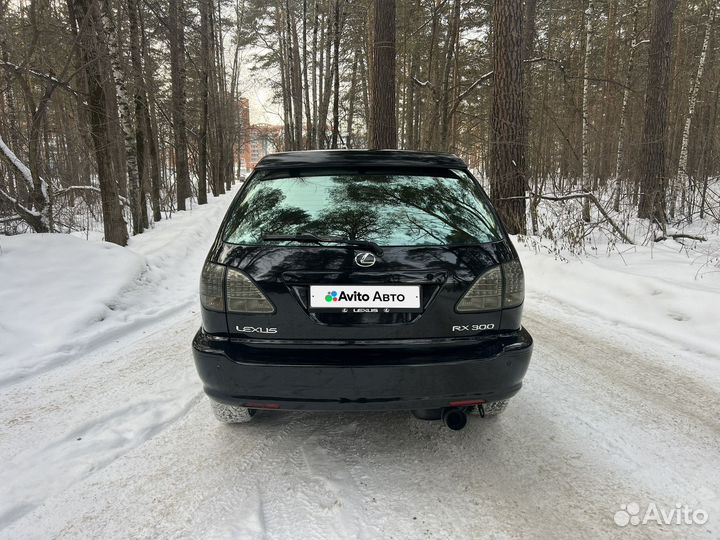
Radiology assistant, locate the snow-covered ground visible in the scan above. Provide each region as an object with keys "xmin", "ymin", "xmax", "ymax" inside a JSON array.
[
  {"xmin": 0, "ymin": 194, "xmax": 235, "ymax": 387},
  {"xmin": 1, "ymin": 188, "xmax": 719, "ymax": 539}
]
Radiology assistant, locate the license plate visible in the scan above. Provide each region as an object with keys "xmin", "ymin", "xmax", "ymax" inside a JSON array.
[{"xmin": 309, "ymin": 285, "xmax": 421, "ymax": 311}]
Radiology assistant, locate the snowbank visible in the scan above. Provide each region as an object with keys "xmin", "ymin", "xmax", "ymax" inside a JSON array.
[
  {"xmin": 516, "ymin": 235, "xmax": 720, "ymax": 360},
  {"xmin": 0, "ymin": 189, "xmax": 237, "ymax": 386},
  {"xmin": 0, "ymin": 234, "xmax": 144, "ymax": 384}
]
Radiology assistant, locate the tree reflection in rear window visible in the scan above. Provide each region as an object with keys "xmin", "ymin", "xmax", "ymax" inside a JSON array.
[{"xmin": 223, "ymin": 171, "xmax": 502, "ymax": 246}]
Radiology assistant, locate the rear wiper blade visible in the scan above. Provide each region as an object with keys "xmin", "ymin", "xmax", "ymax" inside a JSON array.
[{"xmin": 262, "ymin": 233, "xmax": 383, "ymax": 255}]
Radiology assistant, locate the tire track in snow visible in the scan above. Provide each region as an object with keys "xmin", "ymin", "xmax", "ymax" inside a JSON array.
[
  {"xmin": 0, "ymin": 297, "xmax": 195, "ymax": 390},
  {"xmin": 0, "ymin": 316, "xmax": 205, "ymax": 532},
  {"xmin": 184, "ymin": 411, "xmax": 331, "ymax": 540},
  {"xmin": 262, "ymin": 418, "xmax": 374, "ymax": 540},
  {"xmin": 524, "ymin": 311, "xmax": 720, "ymax": 449},
  {"xmin": 189, "ymin": 412, "xmax": 373, "ymax": 540},
  {"xmin": 0, "ymin": 392, "xmax": 204, "ymax": 529}
]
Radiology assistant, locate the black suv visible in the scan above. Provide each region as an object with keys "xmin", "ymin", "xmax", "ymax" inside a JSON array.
[{"xmin": 193, "ymin": 150, "xmax": 532, "ymax": 430}]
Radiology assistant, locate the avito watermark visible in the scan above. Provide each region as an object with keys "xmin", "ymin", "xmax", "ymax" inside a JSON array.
[{"xmin": 614, "ymin": 502, "xmax": 709, "ymax": 527}]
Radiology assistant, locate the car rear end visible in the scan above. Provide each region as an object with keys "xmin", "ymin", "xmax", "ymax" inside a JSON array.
[{"xmin": 193, "ymin": 150, "xmax": 532, "ymax": 423}]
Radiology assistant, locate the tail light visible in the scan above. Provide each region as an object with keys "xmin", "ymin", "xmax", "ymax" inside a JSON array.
[
  {"xmin": 502, "ymin": 260, "xmax": 524, "ymax": 308},
  {"xmin": 200, "ymin": 262, "xmax": 225, "ymax": 311},
  {"xmin": 455, "ymin": 261, "xmax": 524, "ymax": 313},
  {"xmin": 455, "ymin": 267, "xmax": 502, "ymax": 312},
  {"xmin": 226, "ymin": 268, "xmax": 274, "ymax": 313},
  {"xmin": 200, "ymin": 263, "xmax": 275, "ymax": 313}
]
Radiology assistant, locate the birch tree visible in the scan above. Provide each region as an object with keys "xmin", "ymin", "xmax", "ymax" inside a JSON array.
[
  {"xmin": 100, "ymin": 0, "xmax": 143, "ymax": 234},
  {"xmin": 675, "ymin": 3, "xmax": 715, "ymax": 218},
  {"xmin": 581, "ymin": 0, "xmax": 595, "ymax": 223}
]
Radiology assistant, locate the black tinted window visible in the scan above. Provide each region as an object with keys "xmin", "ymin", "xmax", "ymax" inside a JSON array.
[{"xmin": 223, "ymin": 171, "xmax": 501, "ymax": 246}]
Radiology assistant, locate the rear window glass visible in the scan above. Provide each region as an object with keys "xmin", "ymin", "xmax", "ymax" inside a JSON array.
[{"xmin": 223, "ymin": 171, "xmax": 502, "ymax": 246}]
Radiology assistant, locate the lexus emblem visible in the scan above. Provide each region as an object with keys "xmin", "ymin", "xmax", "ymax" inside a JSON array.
[{"xmin": 354, "ymin": 252, "xmax": 376, "ymax": 267}]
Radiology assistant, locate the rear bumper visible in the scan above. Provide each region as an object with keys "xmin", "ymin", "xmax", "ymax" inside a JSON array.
[{"xmin": 192, "ymin": 328, "xmax": 533, "ymax": 411}]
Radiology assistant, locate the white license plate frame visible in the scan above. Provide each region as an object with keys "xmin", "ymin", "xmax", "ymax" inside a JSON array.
[{"xmin": 309, "ymin": 285, "xmax": 422, "ymax": 312}]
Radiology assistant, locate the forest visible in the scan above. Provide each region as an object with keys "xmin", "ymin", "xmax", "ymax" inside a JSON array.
[
  {"xmin": 2, "ymin": 2, "xmax": 720, "ymax": 535},
  {"xmin": 1, "ymin": 0, "xmax": 718, "ymax": 247}
]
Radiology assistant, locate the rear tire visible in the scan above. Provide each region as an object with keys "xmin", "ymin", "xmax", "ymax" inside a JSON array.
[{"xmin": 210, "ymin": 400, "xmax": 256, "ymax": 424}]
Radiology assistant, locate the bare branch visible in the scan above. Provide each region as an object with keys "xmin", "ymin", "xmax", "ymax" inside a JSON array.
[
  {"xmin": 54, "ymin": 185, "xmax": 130, "ymax": 206},
  {"xmin": 0, "ymin": 61, "xmax": 83, "ymax": 97},
  {"xmin": 0, "ymin": 215, "xmax": 23, "ymax": 224},
  {"xmin": 502, "ymin": 192, "xmax": 634, "ymax": 245},
  {"xmin": 449, "ymin": 57, "xmax": 565, "ymax": 109}
]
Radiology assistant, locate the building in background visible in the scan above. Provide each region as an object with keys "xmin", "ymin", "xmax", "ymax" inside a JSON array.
[{"xmin": 237, "ymin": 98, "xmax": 283, "ymax": 170}]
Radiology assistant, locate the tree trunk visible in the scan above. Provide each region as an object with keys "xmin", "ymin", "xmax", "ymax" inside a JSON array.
[
  {"xmin": 421, "ymin": 1, "xmax": 440, "ymax": 149},
  {"xmin": 359, "ymin": 48, "xmax": 370, "ymax": 145},
  {"xmin": 317, "ymin": 6, "xmax": 335, "ymax": 148},
  {"xmin": 613, "ymin": 3, "xmax": 639, "ymax": 212},
  {"xmin": 581, "ymin": 0, "xmax": 594, "ymax": 223},
  {"xmin": 522, "ymin": 0, "xmax": 538, "ymax": 232},
  {"xmin": 439, "ymin": 0, "xmax": 461, "ymax": 151},
  {"xmin": 100, "ymin": 0, "xmax": 143, "ymax": 235},
  {"xmin": 346, "ymin": 48, "xmax": 359, "ymax": 148},
  {"xmin": 598, "ymin": 0, "xmax": 618, "ymax": 182},
  {"xmin": 310, "ymin": 0, "xmax": 320, "ymax": 148},
  {"xmin": 489, "ymin": 0, "xmax": 526, "ymax": 234},
  {"xmin": 70, "ymin": 0, "xmax": 128, "ymax": 245},
  {"xmin": 127, "ymin": 0, "xmax": 149, "ymax": 228},
  {"xmin": 674, "ymin": 4, "xmax": 714, "ymax": 215},
  {"xmin": 302, "ymin": 0, "xmax": 312, "ymax": 149},
  {"xmin": 136, "ymin": 1, "xmax": 162, "ymax": 222},
  {"xmin": 278, "ymin": 7, "xmax": 293, "ymax": 151},
  {"xmin": 285, "ymin": 0, "xmax": 303, "ymax": 150},
  {"xmin": 330, "ymin": 0, "xmax": 342, "ymax": 148},
  {"xmin": 638, "ymin": 0, "xmax": 677, "ymax": 225},
  {"xmin": 169, "ymin": 0, "xmax": 192, "ymax": 211},
  {"xmin": 214, "ymin": 0, "xmax": 231, "ymax": 193},
  {"xmin": 369, "ymin": 0, "xmax": 396, "ymax": 149},
  {"xmin": 198, "ymin": 0, "xmax": 210, "ymax": 204}
]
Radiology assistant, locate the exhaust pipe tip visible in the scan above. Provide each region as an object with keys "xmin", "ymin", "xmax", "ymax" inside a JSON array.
[{"xmin": 442, "ymin": 407, "xmax": 468, "ymax": 431}]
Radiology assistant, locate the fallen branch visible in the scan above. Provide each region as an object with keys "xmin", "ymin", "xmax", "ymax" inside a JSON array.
[
  {"xmin": 502, "ymin": 191, "xmax": 634, "ymax": 245},
  {"xmin": 654, "ymin": 233, "xmax": 707, "ymax": 242}
]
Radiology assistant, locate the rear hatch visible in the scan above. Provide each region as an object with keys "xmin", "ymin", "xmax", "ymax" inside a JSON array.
[
  {"xmin": 209, "ymin": 167, "xmax": 522, "ymax": 342},
  {"xmin": 219, "ymin": 243, "xmax": 511, "ymax": 340}
]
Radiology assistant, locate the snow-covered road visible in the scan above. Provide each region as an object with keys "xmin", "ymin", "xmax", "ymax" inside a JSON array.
[
  {"xmin": 2, "ymin": 303, "xmax": 718, "ymax": 539},
  {"xmin": 1, "ymin": 193, "xmax": 718, "ymax": 539}
]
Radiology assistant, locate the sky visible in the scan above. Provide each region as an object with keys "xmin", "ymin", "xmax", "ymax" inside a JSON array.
[{"xmin": 236, "ymin": 49, "xmax": 283, "ymax": 126}]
